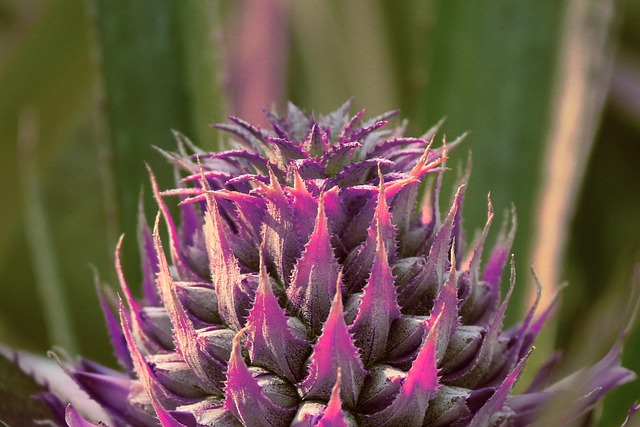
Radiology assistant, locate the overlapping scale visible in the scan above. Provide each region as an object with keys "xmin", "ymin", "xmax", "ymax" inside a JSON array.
[{"xmin": 54, "ymin": 102, "xmax": 634, "ymax": 427}]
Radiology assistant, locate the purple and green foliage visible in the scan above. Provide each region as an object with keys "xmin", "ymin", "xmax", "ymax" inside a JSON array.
[{"xmin": 48, "ymin": 102, "xmax": 634, "ymax": 426}]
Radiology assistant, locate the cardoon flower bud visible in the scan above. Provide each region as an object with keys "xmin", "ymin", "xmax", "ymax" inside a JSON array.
[{"xmin": 51, "ymin": 101, "xmax": 634, "ymax": 426}]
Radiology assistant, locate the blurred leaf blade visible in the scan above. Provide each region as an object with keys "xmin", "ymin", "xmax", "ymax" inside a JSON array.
[
  {"xmin": 288, "ymin": 0, "xmax": 398, "ymax": 115},
  {"xmin": 0, "ymin": 0, "xmax": 94, "ymax": 353},
  {"xmin": 175, "ymin": 1, "xmax": 227, "ymax": 149},
  {"xmin": 92, "ymin": 0, "xmax": 226, "ymax": 284},
  {"xmin": 417, "ymin": 1, "xmax": 567, "ymax": 326},
  {"xmin": 18, "ymin": 109, "xmax": 79, "ymax": 354},
  {"xmin": 0, "ymin": 0, "xmax": 93, "ymax": 277},
  {"xmin": 225, "ymin": 0, "xmax": 288, "ymax": 125},
  {"xmin": 531, "ymin": 0, "xmax": 617, "ymax": 315}
]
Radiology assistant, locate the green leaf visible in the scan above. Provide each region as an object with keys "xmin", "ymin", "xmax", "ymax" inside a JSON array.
[
  {"xmin": 92, "ymin": 0, "xmax": 226, "ymax": 285},
  {"xmin": 288, "ymin": 0, "xmax": 398, "ymax": 114},
  {"xmin": 18, "ymin": 110, "xmax": 79, "ymax": 354},
  {"xmin": 415, "ymin": 0, "xmax": 566, "ymax": 324},
  {"xmin": 0, "ymin": 0, "xmax": 94, "ymax": 354}
]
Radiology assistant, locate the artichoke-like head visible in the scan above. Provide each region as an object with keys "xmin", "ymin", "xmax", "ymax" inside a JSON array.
[{"xmin": 57, "ymin": 101, "xmax": 634, "ymax": 426}]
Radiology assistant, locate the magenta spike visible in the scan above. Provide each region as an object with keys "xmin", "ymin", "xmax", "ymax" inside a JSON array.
[
  {"xmin": 321, "ymin": 185, "xmax": 341, "ymax": 228},
  {"xmin": 208, "ymin": 148, "xmax": 269, "ymax": 174},
  {"xmin": 371, "ymin": 168, "xmax": 399, "ymax": 258},
  {"xmin": 287, "ymin": 196, "xmax": 342, "ymax": 337},
  {"xmin": 444, "ymin": 260, "xmax": 516, "ymax": 387},
  {"xmin": 95, "ymin": 281, "xmax": 133, "ymax": 374},
  {"xmin": 258, "ymin": 165, "xmax": 303, "ymax": 284},
  {"xmin": 209, "ymin": 189, "xmax": 265, "ymax": 234},
  {"xmin": 409, "ymin": 136, "xmax": 446, "ymax": 179},
  {"xmin": 350, "ymin": 215, "xmax": 401, "ymax": 366},
  {"xmin": 364, "ymin": 313, "xmax": 441, "ymax": 427},
  {"xmin": 115, "ymin": 236, "xmax": 161, "ymax": 355},
  {"xmin": 350, "ymin": 119, "xmax": 388, "ymax": 143},
  {"xmin": 338, "ymin": 109, "xmax": 366, "ymax": 143},
  {"xmin": 450, "ymin": 185, "xmax": 469, "ymax": 264},
  {"xmin": 344, "ymin": 168, "xmax": 399, "ymax": 293},
  {"xmin": 180, "ymin": 170, "xmax": 232, "ymax": 185},
  {"xmin": 382, "ymin": 176, "xmax": 419, "ymax": 200},
  {"xmin": 503, "ymin": 269, "xmax": 543, "ymax": 375},
  {"xmin": 370, "ymin": 137, "xmax": 425, "ymax": 158},
  {"xmin": 120, "ymin": 303, "xmax": 187, "ymax": 426},
  {"xmin": 428, "ymin": 248, "xmax": 461, "ymax": 360},
  {"xmin": 523, "ymin": 288, "xmax": 561, "ymax": 356},
  {"xmin": 316, "ymin": 369, "xmax": 348, "ymax": 427},
  {"xmin": 302, "ymin": 123, "xmax": 330, "ymax": 156},
  {"xmin": 65, "ymin": 405, "xmax": 100, "ymax": 427},
  {"xmin": 483, "ymin": 206, "xmax": 517, "ymax": 290},
  {"xmin": 138, "ymin": 203, "xmax": 161, "ymax": 306},
  {"xmin": 147, "ymin": 165, "xmax": 199, "ymax": 281},
  {"xmin": 468, "ymin": 196, "xmax": 494, "ymax": 286},
  {"xmin": 154, "ymin": 218, "xmax": 226, "ymax": 392},
  {"xmin": 153, "ymin": 394, "xmax": 189, "ymax": 427},
  {"xmin": 300, "ymin": 273, "xmax": 366, "ymax": 408},
  {"xmin": 419, "ymin": 176, "xmax": 436, "ymax": 226},
  {"xmin": 224, "ymin": 329, "xmax": 295, "ymax": 427},
  {"xmin": 467, "ymin": 351, "xmax": 531, "ymax": 427},
  {"xmin": 289, "ymin": 168, "xmax": 319, "ymax": 244},
  {"xmin": 208, "ymin": 189, "xmax": 264, "ymax": 271},
  {"xmin": 245, "ymin": 252, "xmax": 310, "ymax": 383},
  {"xmin": 397, "ymin": 186, "xmax": 464, "ymax": 315},
  {"xmin": 202, "ymin": 191, "xmax": 251, "ymax": 331},
  {"xmin": 402, "ymin": 313, "xmax": 441, "ymax": 396},
  {"xmin": 425, "ymin": 185, "xmax": 465, "ymax": 289}
]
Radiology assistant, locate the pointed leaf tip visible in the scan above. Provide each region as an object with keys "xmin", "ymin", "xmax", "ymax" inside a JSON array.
[
  {"xmin": 316, "ymin": 369, "xmax": 348, "ymax": 427},
  {"xmin": 153, "ymin": 221, "xmax": 225, "ymax": 392},
  {"xmin": 120, "ymin": 301, "xmax": 185, "ymax": 426},
  {"xmin": 289, "ymin": 167, "xmax": 319, "ymax": 243},
  {"xmin": 95, "ymin": 280, "xmax": 132, "ymax": 374},
  {"xmin": 468, "ymin": 350, "xmax": 530, "ymax": 427},
  {"xmin": 288, "ymin": 197, "xmax": 341, "ymax": 337},
  {"xmin": 203, "ymin": 191, "xmax": 251, "ymax": 331},
  {"xmin": 65, "ymin": 405, "xmax": 100, "ymax": 427},
  {"xmin": 344, "ymin": 171, "xmax": 398, "ymax": 294},
  {"xmin": 364, "ymin": 313, "xmax": 441, "ymax": 427},
  {"xmin": 427, "ymin": 248, "xmax": 460, "ymax": 359},
  {"xmin": 259, "ymin": 165, "xmax": 302, "ymax": 285},
  {"xmin": 147, "ymin": 165, "xmax": 198, "ymax": 281},
  {"xmin": 115, "ymin": 235, "xmax": 159, "ymax": 355},
  {"xmin": 245, "ymin": 252, "xmax": 309, "ymax": 383},
  {"xmin": 424, "ymin": 184, "xmax": 465, "ymax": 291},
  {"xmin": 350, "ymin": 213, "xmax": 401, "ymax": 366},
  {"xmin": 469, "ymin": 196, "xmax": 494, "ymax": 285},
  {"xmin": 447, "ymin": 260, "xmax": 515, "ymax": 387},
  {"xmin": 404, "ymin": 312, "xmax": 441, "ymax": 397},
  {"xmin": 301, "ymin": 273, "xmax": 366, "ymax": 408},
  {"xmin": 224, "ymin": 328, "xmax": 294, "ymax": 427},
  {"xmin": 483, "ymin": 205, "xmax": 516, "ymax": 289},
  {"xmin": 410, "ymin": 136, "xmax": 445, "ymax": 178}
]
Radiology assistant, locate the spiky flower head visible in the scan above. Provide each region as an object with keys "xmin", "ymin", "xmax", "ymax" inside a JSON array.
[{"xmin": 52, "ymin": 101, "xmax": 634, "ymax": 426}]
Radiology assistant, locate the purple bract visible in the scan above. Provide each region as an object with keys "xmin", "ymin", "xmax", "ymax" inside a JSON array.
[{"xmin": 51, "ymin": 101, "xmax": 634, "ymax": 426}]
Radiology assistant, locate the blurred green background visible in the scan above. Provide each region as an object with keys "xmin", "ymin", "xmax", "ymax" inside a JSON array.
[{"xmin": 0, "ymin": 0, "xmax": 638, "ymax": 424}]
